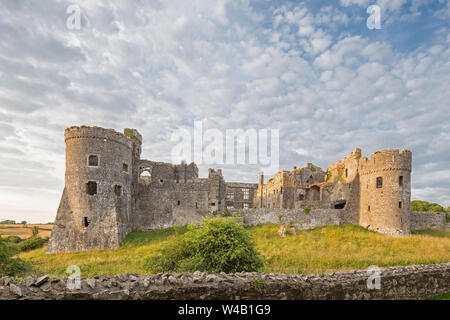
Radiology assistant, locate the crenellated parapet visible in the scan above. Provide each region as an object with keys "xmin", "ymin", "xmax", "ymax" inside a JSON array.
[
  {"xmin": 358, "ymin": 149, "xmax": 412, "ymax": 176},
  {"xmin": 65, "ymin": 126, "xmax": 134, "ymax": 149}
]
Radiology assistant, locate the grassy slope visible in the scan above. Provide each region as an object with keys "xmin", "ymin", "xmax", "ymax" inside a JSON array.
[{"xmin": 18, "ymin": 224, "xmax": 450, "ymax": 278}]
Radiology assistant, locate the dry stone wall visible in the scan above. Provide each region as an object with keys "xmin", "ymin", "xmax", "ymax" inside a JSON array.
[
  {"xmin": 239, "ymin": 208, "xmax": 344, "ymax": 230},
  {"xmin": 410, "ymin": 211, "xmax": 446, "ymax": 230},
  {"xmin": 1, "ymin": 263, "xmax": 449, "ymax": 300}
]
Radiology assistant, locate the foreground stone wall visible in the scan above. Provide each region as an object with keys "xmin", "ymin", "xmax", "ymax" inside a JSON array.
[
  {"xmin": 1, "ymin": 263, "xmax": 448, "ymax": 300},
  {"xmin": 239, "ymin": 208, "xmax": 344, "ymax": 230},
  {"xmin": 410, "ymin": 211, "xmax": 446, "ymax": 230}
]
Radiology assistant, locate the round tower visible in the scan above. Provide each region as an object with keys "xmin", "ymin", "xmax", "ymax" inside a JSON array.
[
  {"xmin": 358, "ymin": 149, "xmax": 412, "ymax": 236},
  {"xmin": 47, "ymin": 126, "xmax": 138, "ymax": 253}
]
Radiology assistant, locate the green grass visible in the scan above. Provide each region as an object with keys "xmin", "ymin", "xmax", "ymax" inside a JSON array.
[
  {"xmin": 18, "ymin": 224, "xmax": 450, "ymax": 278},
  {"xmin": 428, "ymin": 293, "xmax": 450, "ymax": 300}
]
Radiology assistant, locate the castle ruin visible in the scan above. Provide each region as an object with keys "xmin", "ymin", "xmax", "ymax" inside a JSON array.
[{"xmin": 47, "ymin": 126, "xmax": 445, "ymax": 253}]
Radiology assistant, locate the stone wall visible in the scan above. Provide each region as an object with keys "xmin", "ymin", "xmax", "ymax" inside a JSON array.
[
  {"xmin": 410, "ymin": 211, "xmax": 446, "ymax": 230},
  {"xmin": 238, "ymin": 208, "xmax": 344, "ymax": 230},
  {"xmin": 1, "ymin": 263, "xmax": 449, "ymax": 300}
]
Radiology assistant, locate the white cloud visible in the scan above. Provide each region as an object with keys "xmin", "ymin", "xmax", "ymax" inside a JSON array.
[{"xmin": 0, "ymin": 1, "xmax": 449, "ymax": 222}]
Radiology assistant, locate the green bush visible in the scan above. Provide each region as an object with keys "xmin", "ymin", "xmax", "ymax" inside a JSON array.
[
  {"xmin": 5, "ymin": 236, "xmax": 23, "ymax": 244},
  {"xmin": 304, "ymin": 208, "xmax": 311, "ymax": 214},
  {"xmin": 17, "ymin": 236, "xmax": 47, "ymax": 252},
  {"xmin": 0, "ymin": 237, "xmax": 30, "ymax": 277},
  {"xmin": 144, "ymin": 217, "xmax": 264, "ymax": 274}
]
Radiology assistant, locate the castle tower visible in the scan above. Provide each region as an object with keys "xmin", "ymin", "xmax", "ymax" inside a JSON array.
[
  {"xmin": 47, "ymin": 126, "xmax": 141, "ymax": 253},
  {"xmin": 358, "ymin": 149, "xmax": 412, "ymax": 235}
]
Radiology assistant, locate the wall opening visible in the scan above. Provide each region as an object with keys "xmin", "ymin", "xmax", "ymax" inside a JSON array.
[
  {"xmin": 399, "ymin": 201, "xmax": 402, "ymax": 208},
  {"xmin": 123, "ymin": 163, "xmax": 129, "ymax": 173},
  {"xmin": 177, "ymin": 200, "xmax": 181, "ymax": 206},
  {"xmin": 159, "ymin": 179, "xmax": 164, "ymax": 184},
  {"xmin": 86, "ymin": 181, "xmax": 97, "ymax": 195},
  {"xmin": 368, "ymin": 205, "xmax": 371, "ymax": 212},
  {"xmin": 83, "ymin": 217, "xmax": 90, "ymax": 228},
  {"xmin": 399, "ymin": 176, "xmax": 403, "ymax": 186},
  {"xmin": 88, "ymin": 155, "xmax": 99, "ymax": 167},
  {"xmin": 376, "ymin": 177, "xmax": 383, "ymax": 188},
  {"xmin": 114, "ymin": 185, "xmax": 122, "ymax": 197},
  {"xmin": 334, "ymin": 201, "xmax": 346, "ymax": 209},
  {"xmin": 345, "ymin": 168, "xmax": 348, "ymax": 178}
]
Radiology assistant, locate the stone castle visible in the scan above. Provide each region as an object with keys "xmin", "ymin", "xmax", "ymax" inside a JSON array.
[{"xmin": 47, "ymin": 126, "xmax": 445, "ymax": 253}]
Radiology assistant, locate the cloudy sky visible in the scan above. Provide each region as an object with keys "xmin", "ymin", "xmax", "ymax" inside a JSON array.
[{"xmin": 0, "ymin": 0, "xmax": 449, "ymax": 223}]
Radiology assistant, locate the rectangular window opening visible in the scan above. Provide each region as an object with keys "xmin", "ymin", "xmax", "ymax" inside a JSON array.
[
  {"xmin": 376, "ymin": 177, "xmax": 383, "ymax": 189},
  {"xmin": 114, "ymin": 185, "xmax": 122, "ymax": 197},
  {"xmin": 399, "ymin": 176, "xmax": 403, "ymax": 186},
  {"xmin": 88, "ymin": 155, "xmax": 99, "ymax": 167},
  {"xmin": 86, "ymin": 181, "xmax": 97, "ymax": 195}
]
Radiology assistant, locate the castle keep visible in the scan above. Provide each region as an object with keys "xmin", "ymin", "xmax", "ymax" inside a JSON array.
[{"xmin": 47, "ymin": 126, "xmax": 444, "ymax": 253}]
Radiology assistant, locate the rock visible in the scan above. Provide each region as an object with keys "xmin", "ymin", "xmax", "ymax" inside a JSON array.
[
  {"xmin": 35, "ymin": 275, "xmax": 50, "ymax": 287},
  {"xmin": 168, "ymin": 276, "xmax": 177, "ymax": 285},
  {"xmin": 10, "ymin": 284, "xmax": 22, "ymax": 297},
  {"xmin": 24, "ymin": 276, "xmax": 36, "ymax": 287},
  {"xmin": 2, "ymin": 277, "xmax": 11, "ymax": 286},
  {"xmin": 86, "ymin": 278, "xmax": 96, "ymax": 289},
  {"xmin": 289, "ymin": 227, "xmax": 297, "ymax": 235},
  {"xmin": 206, "ymin": 275, "xmax": 217, "ymax": 282},
  {"xmin": 129, "ymin": 275, "xmax": 138, "ymax": 282},
  {"xmin": 277, "ymin": 225, "xmax": 286, "ymax": 237}
]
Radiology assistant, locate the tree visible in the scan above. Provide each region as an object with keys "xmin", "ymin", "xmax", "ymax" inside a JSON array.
[
  {"xmin": 31, "ymin": 226, "xmax": 39, "ymax": 237},
  {"xmin": 411, "ymin": 200, "xmax": 445, "ymax": 213},
  {"xmin": 21, "ymin": 221, "xmax": 27, "ymax": 225}
]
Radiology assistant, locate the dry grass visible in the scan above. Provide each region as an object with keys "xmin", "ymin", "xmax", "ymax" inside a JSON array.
[
  {"xmin": 18, "ymin": 224, "xmax": 450, "ymax": 278},
  {"xmin": 0, "ymin": 224, "xmax": 53, "ymax": 239}
]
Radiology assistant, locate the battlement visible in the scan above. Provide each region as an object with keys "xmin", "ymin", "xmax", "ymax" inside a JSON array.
[
  {"xmin": 65, "ymin": 126, "xmax": 137, "ymax": 149},
  {"xmin": 359, "ymin": 149, "xmax": 412, "ymax": 176}
]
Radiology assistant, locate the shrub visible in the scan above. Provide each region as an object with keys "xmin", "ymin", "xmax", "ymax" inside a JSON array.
[
  {"xmin": 17, "ymin": 236, "xmax": 47, "ymax": 252},
  {"xmin": 5, "ymin": 236, "xmax": 23, "ymax": 244},
  {"xmin": 144, "ymin": 217, "xmax": 264, "ymax": 273},
  {"xmin": 0, "ymin": 237, "xmax": 30, "ymax": 277},
  {"xmin": 304, "ymin": 208, "xmax": 311, "ymax": 214}
]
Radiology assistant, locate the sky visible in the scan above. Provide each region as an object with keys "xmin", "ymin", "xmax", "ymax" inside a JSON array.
[{"xmin": 0, "ymin": 0, "xmax": 449, "ymax": 223}]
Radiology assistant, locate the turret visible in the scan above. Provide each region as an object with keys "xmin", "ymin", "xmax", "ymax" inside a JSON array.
[
  {"xmin": 358, "ymin": 149, "xmax": 412, "ymax": 235},
  {"xmin": 47, "ymin": 126, "xmax": 141, "ymax": 253}
]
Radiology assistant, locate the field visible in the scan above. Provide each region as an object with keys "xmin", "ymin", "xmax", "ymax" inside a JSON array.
[
  {"xmin": 0, "ymin": 224, "xmax": 53, "ymax": 239},
  {"xmin": 18, "ymin": 224, "xmax": 450, "ymax": 278}
]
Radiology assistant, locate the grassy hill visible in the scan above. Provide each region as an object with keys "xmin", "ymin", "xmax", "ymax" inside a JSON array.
[{"xmin": 18, "ymin": 224, "xmax": 450, "ymax": 278}]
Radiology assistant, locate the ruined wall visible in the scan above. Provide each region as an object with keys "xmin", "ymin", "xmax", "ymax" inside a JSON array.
[
  {"xmin": 410, "ymin": 211, "xmax": 446, "ymax": 230},
  {"xmin": 47, "ymin": 126, "xmax": 137, "ymax": 253},
  {"xmin": 358, "ymin": 150, "xmax": 412, "ymax": 236},
  {"xmin": 239, "ymin": 208, "xmax": 344, "ymax": 230},
  {"xmin": 225, "ymin": 182, "xmax": 257, "ymax": 209},
  {"xmin": 2, "ymin": 263, "xmax": 449, "ymax": 300}
]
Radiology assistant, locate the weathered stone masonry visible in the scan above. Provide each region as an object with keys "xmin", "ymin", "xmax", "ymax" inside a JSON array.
[
  {"xmin": 1, "ymin": 263, "xmax": 449, "ymax": 300},
  {"xmin": 48, "ymin": 126, "xmax": 445, "ymax": 253}
]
